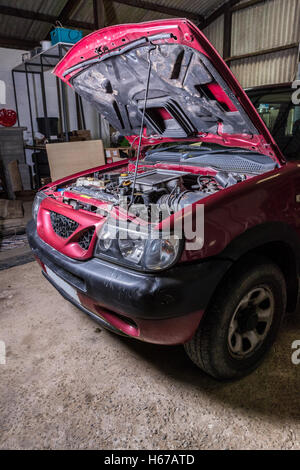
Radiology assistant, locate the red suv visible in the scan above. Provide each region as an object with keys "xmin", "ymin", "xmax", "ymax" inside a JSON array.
[{"xmin": 27, "ymin": 19, "xmax": 299, "ymax": 380}]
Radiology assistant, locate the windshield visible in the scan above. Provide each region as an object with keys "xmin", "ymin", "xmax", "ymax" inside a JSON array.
[{"xmin": 247, "ymin": 87, "xmax": 300, "ymax": 160}]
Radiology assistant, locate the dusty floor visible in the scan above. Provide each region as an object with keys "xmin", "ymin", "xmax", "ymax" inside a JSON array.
[{"xmin": 0, "ymin": 261, "xmax": 300, "ymax": 450}]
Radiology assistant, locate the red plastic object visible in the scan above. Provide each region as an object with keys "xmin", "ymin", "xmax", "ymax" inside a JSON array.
[{"xmin": 0, "ymin": 108, "xmax": 17, "ymax": 127}]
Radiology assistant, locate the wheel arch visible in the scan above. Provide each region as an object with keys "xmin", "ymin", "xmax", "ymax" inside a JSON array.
[{"xmin": 219, "ymin": 222, "xmax": 300, "ymax": 314}]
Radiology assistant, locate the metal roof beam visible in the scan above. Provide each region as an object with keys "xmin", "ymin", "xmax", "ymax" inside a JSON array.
[
  {"xmin": 200, "ymin": 0, "xmax": 241, "ymax": 29},
  {"xmin": 225, "ymin": 42, "xmax": 299, "ymax": 62},
  {"xmin": 113, "ymin": 0, "xmax": 204, "ymax": 22},
  {"xmin": 231, "ymin": 0, "xmax": 267, "ymax": 12},
  {"xmin": 43, "ymin": 0, "xmax": 88, "ymax": 39},
  {"xmin": 0, "ymin": 34, "xmax": 38, "ymax": 50},
  {"xmin": 58, "ymin": 0, "xmax": 82, "ymax": 24},
  {"xmin": 0, "ymin": 5, "xmax": 94, "ymax": 31},
  {"xmin": 93, "ymin": 0, "xmax": 106, "ymax": 29}
]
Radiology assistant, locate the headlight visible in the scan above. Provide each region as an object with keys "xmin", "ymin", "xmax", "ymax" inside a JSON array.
[
  {"xmin": 32, "ymin": 191, "xmax": 47, "ymax": 222},
  {"xmin": 94, "ymin": 220, "xmax": 182, "ymax": 272},
  {"xmin": 118, "ymin": 238, "xmax": 145, "ymax": 264},
  {"xmin": 143, "ymin": 238, "xmax": 180, "ymax": 271}
]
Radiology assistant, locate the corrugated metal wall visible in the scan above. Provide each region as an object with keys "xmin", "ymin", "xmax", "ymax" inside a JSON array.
[
  {"xmin": 203, "ymin": 0, "xmax": 300, "ymax": 88},
  {"xmin": 203, "ymin": 14, "xmax": 225, "ymax": 57},
  {"xmin": 230, "ymin": 47, "xmax": 298, "ymax": 88}
]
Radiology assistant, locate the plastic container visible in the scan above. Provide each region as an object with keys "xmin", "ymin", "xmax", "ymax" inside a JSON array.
[
  {"xmin": 50, "ymin": 27, "xmax": 82, "ymax": 45},
  {"xmin": 40, "ymin": 40, "xmax": 52, "ymax": 51}
]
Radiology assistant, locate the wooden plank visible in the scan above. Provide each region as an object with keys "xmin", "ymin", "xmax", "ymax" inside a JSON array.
[
  {"xmin": 7, "ymin": 160, "xmax": 23, "ymax": 192},
  {"xmin": 46, "ymin": 140, "xmax": 106, "ymax": 182}
]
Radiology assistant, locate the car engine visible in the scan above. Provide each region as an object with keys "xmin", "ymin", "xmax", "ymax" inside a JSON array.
[{"xmin": 60, "ymin": 168, "xmax": 245, "ymax": 214}]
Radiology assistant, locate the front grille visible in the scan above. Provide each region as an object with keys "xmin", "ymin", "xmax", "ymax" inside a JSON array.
[
  {"xmin": 50, "ymin": 212, "xmax": 79, "ymax": 238},
  {"xmin": 78, "ymin": 227, "xmax": 95, "ymax": 251}
]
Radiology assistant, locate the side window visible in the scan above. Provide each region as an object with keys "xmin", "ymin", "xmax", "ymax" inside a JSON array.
[
  {"xmin": 256, "ymin": 103, "xmax": 280, "ymax": 133},
  {"xmin": 248, "ymin": 89, "xmax": 300, "ymax": 160},
  {"xmin": 286, "ymin": 108, "xmax": 296, "ymax": 136}
]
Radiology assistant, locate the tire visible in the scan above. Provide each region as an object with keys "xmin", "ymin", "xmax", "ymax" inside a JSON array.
[{"xmin": 184, "ymin": 255, "xmax": 287, "ymax": 380}]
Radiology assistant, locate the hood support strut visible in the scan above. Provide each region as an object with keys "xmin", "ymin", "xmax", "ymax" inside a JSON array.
[{"xmin": 129, "ymin": 45, "xmax": 156, "ymax": 206}]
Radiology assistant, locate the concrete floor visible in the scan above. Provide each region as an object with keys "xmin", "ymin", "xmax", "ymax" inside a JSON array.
[{"xmin": 0, "ymin": 262, "xmax": 300, "ymax": 450}]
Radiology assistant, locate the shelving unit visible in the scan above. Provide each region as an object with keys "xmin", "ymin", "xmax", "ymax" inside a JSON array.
[
  {"xmin": 12, "ymin": 42, "xmax": 86, "ymax": 145},
  {"xmin": 11, "ymin": 42, "xmax": 88, "ymax": 189}
]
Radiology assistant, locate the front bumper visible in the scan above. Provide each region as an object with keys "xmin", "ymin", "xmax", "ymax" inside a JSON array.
[{"xmin": 27, "ymin": 219, "xmax": 232, "ymax": 344}]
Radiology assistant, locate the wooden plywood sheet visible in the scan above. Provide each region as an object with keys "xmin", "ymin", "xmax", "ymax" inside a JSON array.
[
  {"xmin": 7, "ymin": 160, "xmax": 23, "ymax": 192},
  {"xmin": 46, "ymin": 140, "xmax": 105, "ymax": 181}
]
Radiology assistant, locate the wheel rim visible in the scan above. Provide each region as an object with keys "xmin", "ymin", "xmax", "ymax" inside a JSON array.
[{"xmin": 227, "ymin": 286, "xmax": 274, "ymax": 359}]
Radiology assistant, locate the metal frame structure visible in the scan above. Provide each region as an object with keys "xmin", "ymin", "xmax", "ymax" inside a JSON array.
[{"xmin": 12, "ymin": 42, "xmax": 86, "ymax": 148}]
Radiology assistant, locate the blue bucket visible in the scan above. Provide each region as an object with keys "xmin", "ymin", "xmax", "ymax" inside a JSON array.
[{"xmin": 50, "ymin": 27, "xmax": 83, "ymax": 45}]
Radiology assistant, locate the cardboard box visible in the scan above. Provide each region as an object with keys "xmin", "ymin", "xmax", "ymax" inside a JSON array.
[
  {"xmin": 40, "ymin": 177, "xmax": 52, "ymax": 187},
  {"xmin": 105, "ymin": 147, "xmax": 131, "ymax": 163},
  {"xmin": 69, "ymin": 130, "xmax": 91, "ymax": 141},
  {"xmin": 46, "ymin": 140, "xmax": 105, "ymax": 181}
]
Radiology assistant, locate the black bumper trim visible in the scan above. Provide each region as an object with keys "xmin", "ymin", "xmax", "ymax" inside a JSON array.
[
  {"xmin": 42, "ymin": 270, "xmax": 126, "ymax": 336},
  {"xmin": 27, "ymin": 220, "xmax": 233, "ymax": 320}
]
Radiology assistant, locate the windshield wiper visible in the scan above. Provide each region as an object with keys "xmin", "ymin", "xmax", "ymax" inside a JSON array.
[
  {"xmin": 184, "ymin": 149, "xmax": 263, "ymax": 159},
  {"xmin": 148, "ymin": 144, "xmax": 214, "ymax": 154}
]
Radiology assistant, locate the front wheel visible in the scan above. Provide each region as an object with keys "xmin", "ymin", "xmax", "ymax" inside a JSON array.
[{"xmin": 184, "ymin": 256, "xmax": 287, "ymax": 380}]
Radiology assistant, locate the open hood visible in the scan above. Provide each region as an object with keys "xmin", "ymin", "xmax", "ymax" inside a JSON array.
[{"xmin": 54, "ymin": 19, "xmax": 284, "ymax": 165}]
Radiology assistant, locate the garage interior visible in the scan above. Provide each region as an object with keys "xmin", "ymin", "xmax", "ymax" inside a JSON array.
[{"xmin": 1, "ymin": 0, "xmax": 300, "ymax": 450}]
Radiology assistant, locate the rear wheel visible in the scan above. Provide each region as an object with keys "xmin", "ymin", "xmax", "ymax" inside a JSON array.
[{"xmin": 184, "ymin": 256, "xmax": 287, "ymax": 380}]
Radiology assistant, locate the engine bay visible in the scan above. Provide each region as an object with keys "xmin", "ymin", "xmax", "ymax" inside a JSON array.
[{"xmin": 53, "ymin": 165, "xmax": 248, "ymax": 217}]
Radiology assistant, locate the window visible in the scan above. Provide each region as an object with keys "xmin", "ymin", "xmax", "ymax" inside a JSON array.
[{"xmin": 247, "ymin": 88, "xmax": 300, "ymax": 160}]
